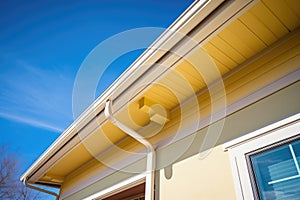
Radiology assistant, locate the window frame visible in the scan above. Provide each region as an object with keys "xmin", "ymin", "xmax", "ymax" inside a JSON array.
[
  {"xmin": 223, "ymin": 113, "xmax": 300, "ymax": 200},
  {"xmin": 245, "ymin": 134, "xmax": 300, "ymax": 200},
  {"xmin": 82, "ymin": 174, "xmax": 146, "ymax": 200}
]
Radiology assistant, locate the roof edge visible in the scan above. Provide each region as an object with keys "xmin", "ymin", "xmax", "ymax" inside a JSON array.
[{"xmin": 20, "ymin": 0, "xmax": 214, "ymax": 183}]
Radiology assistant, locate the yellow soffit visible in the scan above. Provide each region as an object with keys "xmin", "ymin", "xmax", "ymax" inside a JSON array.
[{"xmin": 21, "ymin": 0, "xmax": 300, "ymax": 187}]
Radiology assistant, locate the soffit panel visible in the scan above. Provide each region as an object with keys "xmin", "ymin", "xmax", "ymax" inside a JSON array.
[{"xmin": 35, "ymin": 0, "xmax": 300, "ymax": 186}]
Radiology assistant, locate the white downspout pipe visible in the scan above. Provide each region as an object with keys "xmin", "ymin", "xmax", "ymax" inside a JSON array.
[
  {"xmin": 104, "ymin": 100, "xmax": 155, "ymax": 200},
  {"xmin": 22, "ymin": 178, "xmax": 59, "ymax": 200}
]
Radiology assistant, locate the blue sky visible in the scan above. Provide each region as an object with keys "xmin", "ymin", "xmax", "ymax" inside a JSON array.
[{"xmin": 0, "ymin": 0, "xmax": 194, "ymax": 184}]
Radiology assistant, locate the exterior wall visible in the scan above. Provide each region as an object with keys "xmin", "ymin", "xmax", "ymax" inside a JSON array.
[
  {"xmin": 62, "ymin": 80, "xmax": 300, "ymax": 199},
  {"xmin": 159, "ymin": 145, "xmax": 236, "ymax": 200}
]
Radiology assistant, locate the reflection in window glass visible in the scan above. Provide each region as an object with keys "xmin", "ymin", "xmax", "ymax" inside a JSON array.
[{"xmin": 250, "ymin": 139, "xmax": 300, "ymax": 200}]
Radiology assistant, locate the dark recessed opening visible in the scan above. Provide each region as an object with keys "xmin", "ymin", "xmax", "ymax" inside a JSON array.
[{"xmin": 102, "ymin": 183, "xmax": 145, "ymax": 200}]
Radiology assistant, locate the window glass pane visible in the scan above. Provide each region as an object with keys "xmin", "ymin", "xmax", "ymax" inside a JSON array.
[
  {"xmin": 250, "ymin": 140, "xmax": 300, "ymax": 200},
  {"xmin": 294, "ymin": 141, "xmax": 300, "ymax": 158}
]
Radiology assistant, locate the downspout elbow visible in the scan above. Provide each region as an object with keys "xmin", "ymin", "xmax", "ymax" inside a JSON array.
[
  {"xmin": 22, "ymin": 178, "xmax": 59, "ymax": 200},
  {"xmin": 104, "ymin": 100, "xmax": 155, "ymax": 154}
]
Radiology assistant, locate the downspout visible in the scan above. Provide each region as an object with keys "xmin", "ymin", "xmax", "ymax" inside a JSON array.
[
  {"xmin": 104, "ymin": 100, "xmax": 156, "ymax": 200},
  {"xmin": 22, "ymin": 178, "xmax": 59, "ymax": 200}
]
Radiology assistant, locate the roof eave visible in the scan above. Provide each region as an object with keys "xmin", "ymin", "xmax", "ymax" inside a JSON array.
[{"xmin": 21, "ymin": 0, "xmax": 258, "ymax": 185}]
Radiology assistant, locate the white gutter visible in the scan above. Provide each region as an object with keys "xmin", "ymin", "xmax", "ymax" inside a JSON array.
[
  {"xmin": 104, "ymin": 100, "xmax": 155, "ymax": 200},
  {"xmin": 22, "ymin": 178, "xmax": 59, "ymax": 200}
]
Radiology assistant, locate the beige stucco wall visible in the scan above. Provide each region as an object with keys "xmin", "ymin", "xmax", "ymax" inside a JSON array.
[{"xmin": 159, "ymin": 145, "xmax": 235, "ymax": 200}]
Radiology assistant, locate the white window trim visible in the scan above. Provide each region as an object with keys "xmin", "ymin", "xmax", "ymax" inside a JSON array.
[
  {"xmin": 82, "ymin": 173, "xmax": 146, "ymax": 200},
  {"xmin": 223, "ymin": 113, "xmax": 300, "ymax": 200}
]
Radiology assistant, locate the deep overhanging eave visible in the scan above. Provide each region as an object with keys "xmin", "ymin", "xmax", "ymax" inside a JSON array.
[{"xmin": 21, "ymin": 0, "xmax": 260, "ymax": 187}]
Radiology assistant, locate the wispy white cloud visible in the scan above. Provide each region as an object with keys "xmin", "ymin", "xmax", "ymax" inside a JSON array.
[
  {"xmin": 0, "ymin": 112, "xmax": 64, "ymax": 132},
  {"xmin": 0, "ymin": 59, "xmax": 76, "ymax": 133}
]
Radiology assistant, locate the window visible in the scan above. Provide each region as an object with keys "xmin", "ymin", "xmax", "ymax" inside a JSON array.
[
  {"xmin": 83, "ymin": 174, "xmax": 146, "ymax": 200},
  {"xmin": 246, "ymin": 136, "xmax": 300, "ymax": 200},
  {"xmin": 223, "ymin": 114, "xmax": 300, "ymax": 200},
  {"xmin": 102, "ymin": 183, "xmax": 145, "ymax": 200}
]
